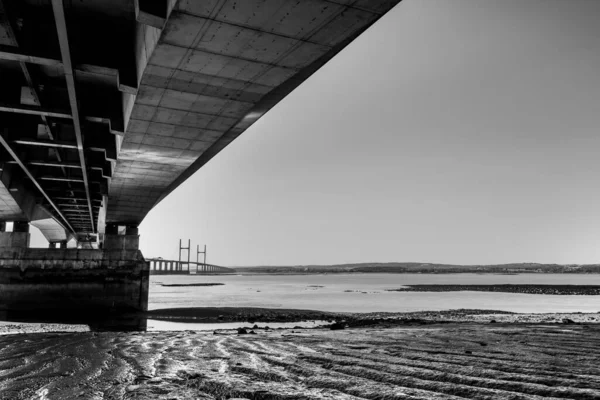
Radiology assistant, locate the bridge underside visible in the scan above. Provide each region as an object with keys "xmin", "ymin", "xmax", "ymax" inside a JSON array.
[
  {"xmin": 0, "ymin": 0, "xmax": 401, "ymax": 312},
  {"xmin": 0, "ymin": 0, "xmax": 401, "ymax": 242}
]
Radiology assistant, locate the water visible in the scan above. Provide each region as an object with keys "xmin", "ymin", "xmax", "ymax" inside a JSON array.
[
  {"xmin": 150, "ymin": 273, "xmax": 600, "ymax": 314},
  {"xmin": 2, "ymin": 273, "xmax": 598, "ymax": 334}
]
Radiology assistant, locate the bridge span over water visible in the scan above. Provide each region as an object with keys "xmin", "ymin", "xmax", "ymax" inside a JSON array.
[
  {"xmin": 147, "ymin": 258, "xmax": 234, "ymax": 275},
  {"xmin": 0, "ymin": 0, "xmax": 402, "ymax": 312}
]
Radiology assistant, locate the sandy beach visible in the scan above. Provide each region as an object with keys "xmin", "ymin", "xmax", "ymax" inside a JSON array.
[{"xmin": 1, "ymin": 309, "xmax": 600, "ymax": 399}]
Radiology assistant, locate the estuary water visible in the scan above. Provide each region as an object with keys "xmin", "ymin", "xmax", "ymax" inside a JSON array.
[{"xmin": 149, "ymin": 273, "xmax": 600, "ymax": 314}]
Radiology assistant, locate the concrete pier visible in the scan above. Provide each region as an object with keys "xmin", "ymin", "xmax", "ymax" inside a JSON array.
[
  {"xmin": 0, "ymin": 221, "xmax": 30, "ymax": 249},
  {"xmin": 0, "ymin": 248, "xmax": 149, "ymax": 312}
]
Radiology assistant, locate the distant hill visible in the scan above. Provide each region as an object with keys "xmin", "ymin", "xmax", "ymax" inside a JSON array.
[{"xmin": 231, "ymin": 262, "xmax": 600, "ymax": 274}]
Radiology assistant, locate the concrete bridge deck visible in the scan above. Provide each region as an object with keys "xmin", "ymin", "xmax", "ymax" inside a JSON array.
[
  {"xmin": 0, "ymin": 0, "xmax": 402, "ymax": 311},
  {"xmin": 0, "ymin": 0, "xmax": 402, "ymax": 242}
]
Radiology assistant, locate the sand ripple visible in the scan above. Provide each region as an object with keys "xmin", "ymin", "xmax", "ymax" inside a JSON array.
[{"xmin": 1, "ymin": 324, "xmax": 600, "ymax": 399}]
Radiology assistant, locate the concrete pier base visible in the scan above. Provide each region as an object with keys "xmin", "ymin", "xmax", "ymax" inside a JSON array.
[
  {"xmin": 0, "ymin": 248, "xmax": 149, "ymax": 313},
  {"xmin": 0, "ymin": 232, "xmax": 30, "ymax": 248},
  {"xmin": 103, "ymin": 234, "xmax": 140, "ymax": 251}
]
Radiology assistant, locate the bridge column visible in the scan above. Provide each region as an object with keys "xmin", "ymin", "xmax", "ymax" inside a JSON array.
[
  {"xmin": 48, "ymin": 240, "xmax": 66, "ymax": 249},
  {"xmin": 0, "ymin": 222, "xmax": 149, "ymax": 312},
  {"xmin": 103, "ymin": 224, "xmax": 140, "ymax": 250},
  {"xmin": 0, "ymin": 221, "xmax": 30, "ymax": 249}
]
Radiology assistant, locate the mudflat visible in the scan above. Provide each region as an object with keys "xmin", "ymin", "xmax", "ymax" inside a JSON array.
[
  {"xmin": 386, "ymin": 284, "xmax": 600, "ymax": 295},
  {"xmin": 1, "ymin": 319, "xmax": 599, "ymax": 399}
]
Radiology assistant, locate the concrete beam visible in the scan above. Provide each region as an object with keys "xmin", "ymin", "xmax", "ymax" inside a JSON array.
[
  {"xmin": 0, "ymin": 44, "xmax": 61, "ymax": 67},
  {"xmin": 0, "ymin": 103, "xmax": 123, "ymax": 133},
  {"xmin": 13, "ymin": 137, "xmax": 117, "ymax": 161},
  {"xmin": 9, "ymin": 160, "xmax": 82, "ymax": 169},
  {"xmin": 0, "ymin": 102, "xmax": 72, "ymax": 119},
  {"xmin": 0, "ymin": 129, "xmax": 76, "ymax": 234},
  {"xmin": 40, "ymin": 177, "xmax": 84, "ymax": 183},
  {"xmin": 6, "ymin": 160, "xmax": 113, "ymax": 181},
  {"xmin": 13, "ymin": 139, "xmax": 77, "ymax": 150},
  {"xmin": 53, "ymin": 197, "xmax": 102, "ymax": 203},
  {"xmin": 0, "ymin": 45, "xmax": 137, "ymax": 94},
  {"xmin": 51, "ymin": 0, "xmax": 94, "ymax": 233}
]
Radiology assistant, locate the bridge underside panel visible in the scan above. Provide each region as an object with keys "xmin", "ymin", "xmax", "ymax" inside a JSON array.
[
  {"xmin": 0, "ymin": 0, "xmax": 139, "ymax": 238},
  {"xmin": 107, "ymin": 0, "xmax": 402, "ymax": 224},
  {"xmin": 30, "ymin": 217, "xmax": 68, "ymax": 242},
  {"xmin": 0, "ymin": 0, "xmax": 401, "ymax": 234},
  {"xmin": 0, "ymin": 179, "xmax": 26, "ymax": 221}
]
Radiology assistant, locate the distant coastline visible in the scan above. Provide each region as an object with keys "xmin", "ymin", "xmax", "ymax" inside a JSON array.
[{"xmin": 231, "ymin": 262, "xmax": 600, "ymax": 275}]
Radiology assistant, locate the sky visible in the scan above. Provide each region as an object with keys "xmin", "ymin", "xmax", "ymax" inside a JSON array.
[{"xmin": 30, "ymin": 0, "xmax": 600, "ymax": 266}]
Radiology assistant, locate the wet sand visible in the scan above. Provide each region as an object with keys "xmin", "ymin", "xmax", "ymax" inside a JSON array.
[
  {"xmin": 1, "ymin": 307, "xmax": 599, "ymax": 334},
  {"xmin": 147, "ymin": 306, "xmax": 337, "ymax": 323},
  {"xmin": 1, "ymin": 310, "xmax": 600, "ymax": 399}
]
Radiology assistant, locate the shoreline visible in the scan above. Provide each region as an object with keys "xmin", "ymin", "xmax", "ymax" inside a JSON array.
[
  {"xmin": 223, "ymin": 271, "xmax": 600, "ymax": 275},
  {"xmin": 1, "ymin": 307, "xmax": 598, "ymax": 336}
]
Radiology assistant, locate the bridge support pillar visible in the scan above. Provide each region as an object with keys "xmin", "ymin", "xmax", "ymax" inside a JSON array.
[
  {"xmin": 103, "ymin": 224, "xmax": 140, "ymax": 250},
  {"xmin": 103, "ymin": 234, "xmax": 139, "ymax": 250},
  {"xmin": 1, "ymin": 223, "xmax": 149, "ymax": 314},
  {"xmin": 48, "ymin": 241, "xmax": 67, "ymax": 249},
  {"xmin": 0, "ymin": 221, "xmax": 30, "ymax": 249},
  {"xmin": 0, "ymin": 248, "xmax": 149, "ymax": 314}
]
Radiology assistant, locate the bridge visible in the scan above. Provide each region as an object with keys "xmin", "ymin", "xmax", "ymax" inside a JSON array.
[
  {"xmin": 0, "ymin": 0, "xmax": 402, "ymax": 312},
  {"xmin": 147, "ymin": 258, "xmax": 234, "ymax": 275}
]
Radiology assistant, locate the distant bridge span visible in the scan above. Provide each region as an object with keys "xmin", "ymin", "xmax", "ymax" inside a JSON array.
[
  {"xmin": 147, "ymin": 258, "xmax": 234, "ymax": 275},
  {"xmin": 0, "ymin": 0, "xmax": 402, "ymax": 312}
]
